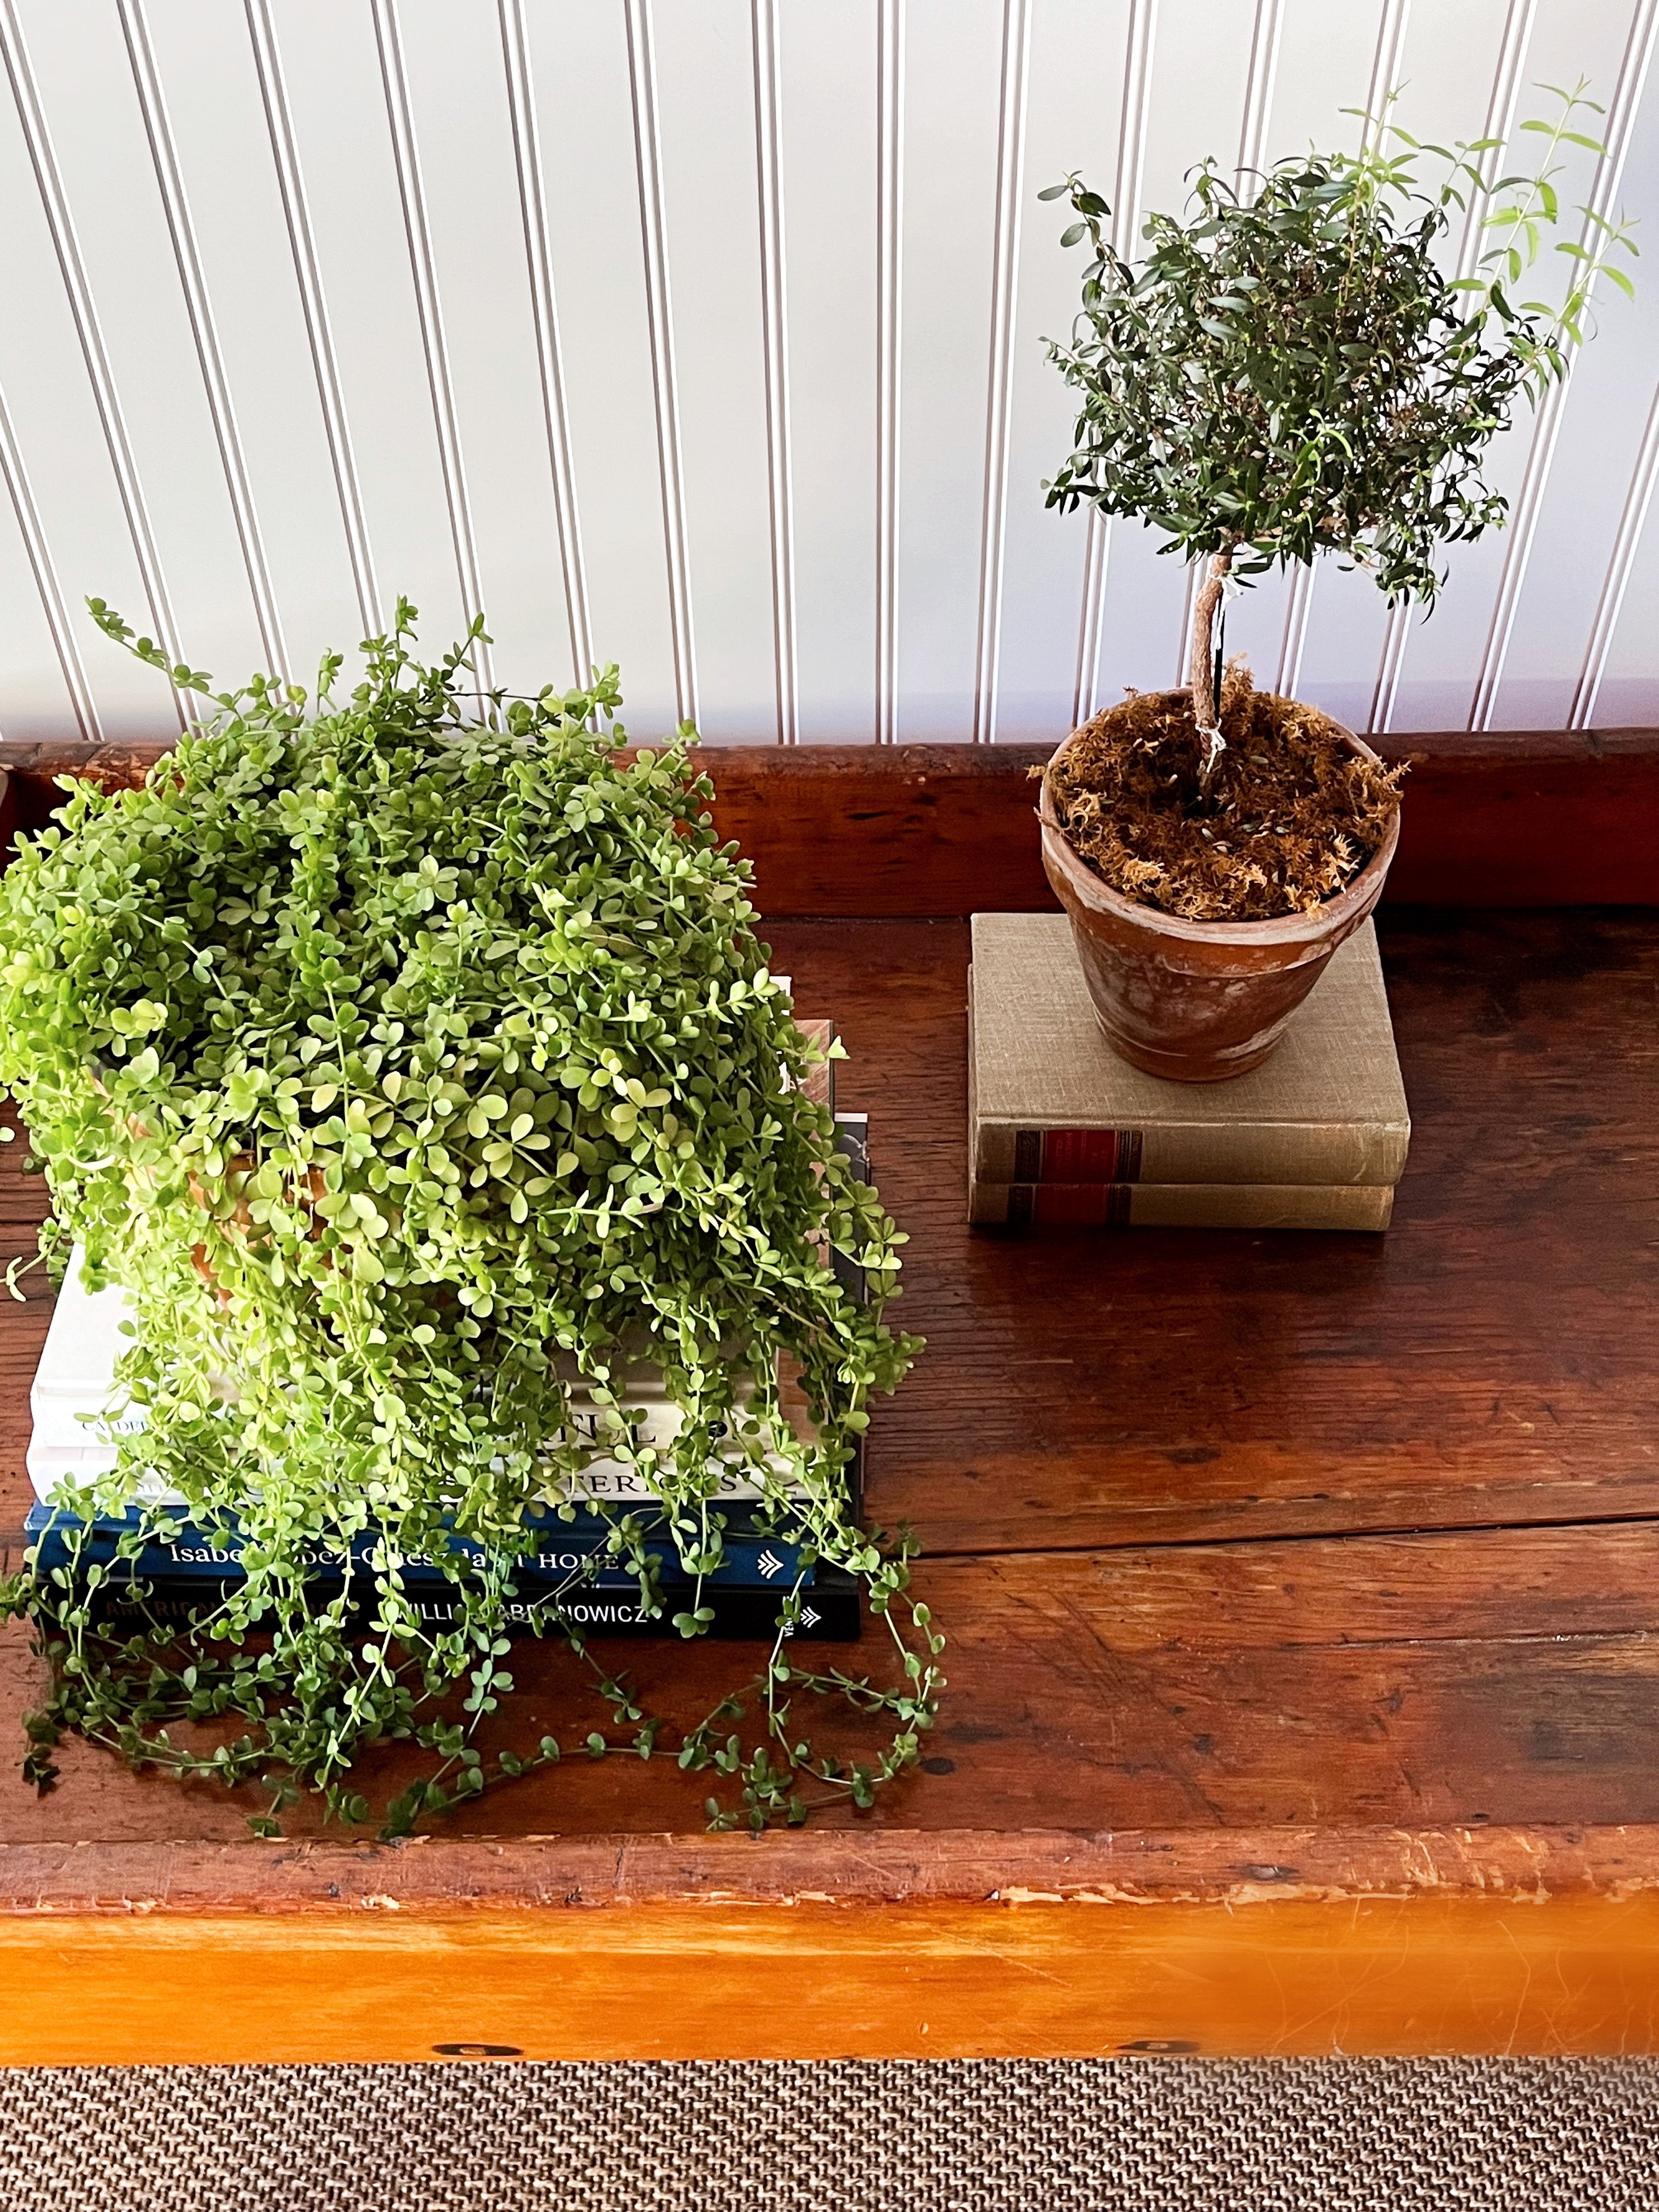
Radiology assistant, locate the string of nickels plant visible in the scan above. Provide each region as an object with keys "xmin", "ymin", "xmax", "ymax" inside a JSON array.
[{"xmin": 0, "ymin": 599, "xmax": 941, "ymax": 1836}]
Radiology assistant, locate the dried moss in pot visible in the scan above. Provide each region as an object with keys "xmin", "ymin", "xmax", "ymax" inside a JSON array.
[{"xmin": 1047, "ymin": 663, "xmax": 1404, "ymax": 925}]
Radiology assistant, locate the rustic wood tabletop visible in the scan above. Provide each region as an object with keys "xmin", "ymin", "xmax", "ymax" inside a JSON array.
[{"xmin": 1, "ymin": 744, "xmax": 1656, "ymax": 2061}]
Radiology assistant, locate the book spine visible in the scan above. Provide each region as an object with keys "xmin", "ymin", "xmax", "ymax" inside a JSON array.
[
  {"xmin": 24, "ymin": 1523, "xmax": 812, "ymax": 1592},
  {"xmin": 79, "ymin": 1572, "xmax": 862, "ymax": 1643},
  {"xmin": 977, "ymin": 1125, "xmax": 1144, "ymax": 1184},
  {"xmin": 972, "ymin": 1181, "xmax": 1395, "ymax": 1231},
  {"xmin": 831, "ymin": 1113, "xmax": 869, "ymax": 1308},
  {"xmin": 545, "ymin": 1451, "xmax": 862, "ymax": 1518},
  {"xmin": 974, "ymin": 1121, "xmax": 1407, "ymax": 1188},
  {"xmin": 33, "ymin": 1455, "xmax": 849, "ymax": 1511},
  {"xmin": 794, "ymin": 1015, "xmax": 836, "ymax": 1109}
]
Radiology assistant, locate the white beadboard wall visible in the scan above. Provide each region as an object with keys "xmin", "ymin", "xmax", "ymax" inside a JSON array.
[{"xmin": 0, "ymin": 0, "xmax": 1655, "ymax": 746}]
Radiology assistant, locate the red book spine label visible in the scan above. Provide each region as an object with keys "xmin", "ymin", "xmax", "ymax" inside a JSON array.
[
  {"xmin": 1006, "ymin": 1184, "xmax": 1132, "ymax": 1228},
  {"xmin": 1013, "ymin": 1128, "xmax": 1144, "ymax": 1183}
]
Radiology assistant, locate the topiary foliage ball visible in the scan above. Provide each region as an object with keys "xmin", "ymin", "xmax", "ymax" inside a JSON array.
[{"xmin": 0, "ymin": 605, "xmax": 935, "ymax": 1832}]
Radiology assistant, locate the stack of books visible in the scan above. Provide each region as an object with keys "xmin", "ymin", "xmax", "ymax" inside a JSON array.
[
  {"xmin": 969, "ymin": 915, "xmax": 1409, "ymax": 1231},
  {"xmin": 23, "ymin": 998, "xmax": 867, "ymax": 1643}
]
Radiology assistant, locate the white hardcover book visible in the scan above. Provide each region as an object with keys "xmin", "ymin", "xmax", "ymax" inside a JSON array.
[
  {"xmin": 27, "ymin": 1246, "xmax": 809, "ymax": 1508},
  {"xmin": 27, "ymin": 1246, "xmax": 154, "ymax": 1500}
]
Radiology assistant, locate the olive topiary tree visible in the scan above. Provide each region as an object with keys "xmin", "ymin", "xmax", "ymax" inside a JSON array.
[{"xmin": 1043, "ymin": 85, "xmax": 1637, "ymax": 765}]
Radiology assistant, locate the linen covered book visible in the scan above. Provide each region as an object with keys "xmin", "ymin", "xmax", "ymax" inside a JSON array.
[
  {"xmin": 969, "ymin": 1180, "xmax": 1395, "ymax": 1231},
  {"xmin": 969, "ymin": 913, "xmax": 1408, "ymax": 1230}
]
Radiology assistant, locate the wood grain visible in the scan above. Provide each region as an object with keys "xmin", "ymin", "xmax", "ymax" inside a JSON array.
[{"xmin": 3, "ymin": 735, "xmax": 1656, "ymax": 914}]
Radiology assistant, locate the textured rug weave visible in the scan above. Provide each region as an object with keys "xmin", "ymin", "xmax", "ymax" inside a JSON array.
[{"xmin": 3, "ymin": 2059, "xmax": 1658, "ymax": 2212}]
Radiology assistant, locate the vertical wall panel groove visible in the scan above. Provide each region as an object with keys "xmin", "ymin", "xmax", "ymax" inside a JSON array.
[
  {"xmin": 1468, "ymin": 0, "xmax": 1658, "ymax": 731},
  {"xmin": 0, "ymin": 0, "xmax": 188, "ymax": 729},
  {"xmin": 497, "ymin": 0, "xmax": 592, "ymax": 692},
  {"xmin": 1369, "ymin": 613, "xmax": 1407, "ymax": 736},
  {"xmin": 874, "ymin": 0, "xmax": 904, "ymax": 745},
  {"xmin": 1277, "ymin": 0, "xmax": 1408, "ymax": 716},
  {"xmin": 1570, "ymin": 374, "xmax": 1659, "ymax": 728},
  {"xmin": 1178, "ymin": 0, "xmax": 1340, "ymax": 700},
  {"xmin": 119, "ymin": 0, "xmax": 287, "ymax": 684},
  {"xmin": 1235, "ymin": 0, "xmax": 1284, "ymax": 193},
  {"xmin": 1071, "ymin": 0, "xmax": 1156, "ymax": 729},
  {"xmin": 244, "ymin": 0, "xmax": 381, "ymax": 644},
  {"xmin": 1369, "ymin": 596, "xmax": 1413, "ymax": 735},
  {"xmin": 1363, "ymin": 0, "xmax": 1413, "ymax": 146},
  {"xmin": 751, "ymin": 0, "xmax": 798, "ymax": 747},
  {"xmin": 1276, "ymin": 563, "xmax": 1316, "ymax": 698},
  {"xmin": 1454, "ymin": 0, "xmax": 1538, "ymax": 284},
  {"xmin": 971, "ymin": 0, "xmax": 1031, "ymax": 745},
  {"xmin": 625, "ymin": 0, "xmax": 698, "ymax": 730},
  {"xmin": 1175, "ymin": 555, "xmax": 1202, "ymax": 686},
  {"xmin": 1071, "ymin": 503, "xmax": 1108, "ymax": 730},
  {"xmin": 369, "ymin": 0, "xmax": 494, "ymax": 697},
  {"xmin": 0, "ymin": 377, "xmax": 99, "ymax": 739},
  {"xmin": 1371, "ymin": 0, "xmax": 1533, "ymax": 732}
]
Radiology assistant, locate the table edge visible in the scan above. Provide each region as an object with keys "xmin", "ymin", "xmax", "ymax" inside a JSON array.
[{"xmin": 3, "ymin": 1822, "xmax": 1655, "ymax": 1914}]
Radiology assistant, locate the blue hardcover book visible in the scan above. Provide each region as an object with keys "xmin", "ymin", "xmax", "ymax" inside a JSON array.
[{"xmin": 22, "ymin": 1503, "xmax": 813, "ymax": 1595}]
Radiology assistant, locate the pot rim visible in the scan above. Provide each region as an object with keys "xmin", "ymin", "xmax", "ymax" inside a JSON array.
[{"xmin": 1038, "ymin": 692, "xmax": 1401, "ymax": 949}]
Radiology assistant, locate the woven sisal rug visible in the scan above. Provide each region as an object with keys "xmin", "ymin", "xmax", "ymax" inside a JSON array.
[{"xmin": 2, "ymin": 2059, "xmax": 1655, "ymax": 2211}]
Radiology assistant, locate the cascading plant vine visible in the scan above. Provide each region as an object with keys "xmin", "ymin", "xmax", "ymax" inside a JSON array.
[{"xmin": 0, "ymin": 600, "xmax": 941, "ymax": 1836}]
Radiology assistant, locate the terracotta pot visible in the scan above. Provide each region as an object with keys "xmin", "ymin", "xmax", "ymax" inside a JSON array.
[{"xmin": 1039, "ymin": 696, "xmax": 1400, "ymax": 1083}]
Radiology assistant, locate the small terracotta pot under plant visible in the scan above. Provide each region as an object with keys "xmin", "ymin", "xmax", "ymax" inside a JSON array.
[
  {"xmin": 1040, "ymin": 678, "xmax": 1399, "ymax": 1082},
  {"xmin": 1037, "ymin": 87, "xmax": 1633, "ymax": 1081}
]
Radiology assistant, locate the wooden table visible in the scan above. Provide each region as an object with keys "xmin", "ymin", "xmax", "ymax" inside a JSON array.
[{"xmin": 1, "ymin": 743, "xmax": 1657, "ymax": 2063}]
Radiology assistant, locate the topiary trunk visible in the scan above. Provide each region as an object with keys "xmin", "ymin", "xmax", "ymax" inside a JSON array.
[{"xmin": 1188, "ymin": 546, "xmax": 1233, "ymax": 767}]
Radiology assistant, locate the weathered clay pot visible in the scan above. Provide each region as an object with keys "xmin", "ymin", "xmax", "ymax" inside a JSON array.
[{"xmin": 1039, "ymin": 697, "xmax": 1400, "ymax": 1083}]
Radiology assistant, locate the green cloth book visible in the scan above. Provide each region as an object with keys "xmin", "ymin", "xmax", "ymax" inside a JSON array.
[{"xmin": 969, "ymin": 914, "xmax": 1409, "ymax": 1218}]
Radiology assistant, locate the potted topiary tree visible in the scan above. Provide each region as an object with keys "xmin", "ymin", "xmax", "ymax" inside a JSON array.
[
  {"xmin": 1040, "ymin": 87, "xmax": 1635, "ymax": 1080},
  {"xmin": 0, "ymin": 604, "xmax": 942, "ymax": 1835}
]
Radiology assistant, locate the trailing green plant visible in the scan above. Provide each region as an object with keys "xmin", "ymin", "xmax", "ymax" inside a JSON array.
[
  {"xmin": 0, "ymin": 601, "xmax": 941, "ymax": 1835},
  {"xmin": 1043, "ymin": 82, "xmax": 1638, "ymax": 760}
]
